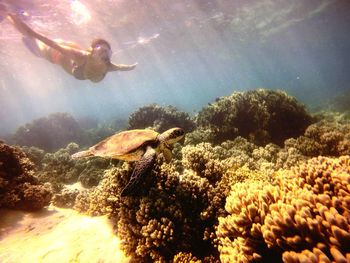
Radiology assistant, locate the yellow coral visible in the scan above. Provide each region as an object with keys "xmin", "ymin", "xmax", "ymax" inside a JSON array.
[{"xmin": 217, "ymin": 156, "xmax": 350, "ymax": 263}]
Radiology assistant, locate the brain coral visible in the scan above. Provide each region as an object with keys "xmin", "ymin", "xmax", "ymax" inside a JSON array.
[
  {"xmin": 216, "ymin": 156, "xmax": 350, "ymax": 263},
  {"xmin": 195, "ymin": 89, "xmax": 313, "ymax": 146},
  {"xmin": 0, "ymin": 142, "xmax": 52, "ymax": 210},
  {"xmin": 128, "ymin": 104, "xmax": 196, "ymax": 133}
]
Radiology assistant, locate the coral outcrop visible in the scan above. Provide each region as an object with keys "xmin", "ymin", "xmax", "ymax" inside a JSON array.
[
  {"xmin": 20, "ymin": 143, "xmax": 114, "ymax": 209},
  {"xmin": 285, "ymin": 120, "xmax": 350, "ymax": 156},
  {"xmin": 329, "ymin": 90, "xmax": 350, "ymax": 114},
  {"xmin": 75, "ymin": 157, "xmax": 227, "ymax": 262},
  {"xmin": 216, "ymin": 156, "xmax": 350, "ymax": 263},
  {"xmin": 52, "ymin": 187, "xmax": 80, "ymax": 208},
  {"xmin": 194, "ymin": 89, "xmax": 313, "ymax": 145},
  {"xmin": 74, "ymin": 138, "xmax": 284, "ymax": 262},
  {"xmin": 22, "ymin": 143, "xmax": 113, "ymax": 192},
  {"xmin": 128, "ymin": 104, "xmax": 196, "ymax": 133},
  {"xmin": 0, "ymin": 142, "xmax": 52, "ymax": 210},
  {"xmin": 12, "ymin": 112, "xmax": 88, "ymax": 152}
]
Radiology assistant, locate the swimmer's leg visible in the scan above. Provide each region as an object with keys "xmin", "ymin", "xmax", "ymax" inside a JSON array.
[
  {"xmin": 0, "ymin": 3, "xmax": 7, "ymax": 22},
  {"xmin": 22, "ymin": 37, "xmax": 64, "ymax": 65},
  {"xmin": 22, "ymin": 37, "xmax": 43, "ymax": 57}
]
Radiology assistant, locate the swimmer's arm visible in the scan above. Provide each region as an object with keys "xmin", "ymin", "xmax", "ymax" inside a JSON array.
[
  {"xmin": 7, "ymin": 14, "xmax": 87, "ymax": 60},
  {"xmin": 108, "ymin": 62, "xmax": 137, "ymax": 71}
]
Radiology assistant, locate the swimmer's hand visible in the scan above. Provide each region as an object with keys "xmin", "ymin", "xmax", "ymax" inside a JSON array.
[
  {"xmin": 130, "ymin": 62, "xmax": 138, "ymax": 69},
  {"xmin": 109, "ymin": 62, "xmax": 138, "ymax": 71}
]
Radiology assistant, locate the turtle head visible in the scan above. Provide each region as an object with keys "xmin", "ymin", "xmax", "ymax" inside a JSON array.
[{"xmin": 158, "ymin": 127, "xmax": 185, "ymax": 145}]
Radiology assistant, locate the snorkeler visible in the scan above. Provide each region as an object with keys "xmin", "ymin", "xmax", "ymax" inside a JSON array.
[{"xmin": 6, "ymin": 13, "xmax": 137, "ymax": 83}]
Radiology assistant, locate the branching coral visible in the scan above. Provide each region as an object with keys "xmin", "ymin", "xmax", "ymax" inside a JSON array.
[
  {"xmin": 216, "ymin": 156, "xmax": 350, "ymax": 263},
  {"xmin": 12, "ymin": 112, "xmax": 88, "ymax": 152},
  {"xmin": 182, "ymin": 137, "xmax": 305, "ymax": 179},
  {"xmin": 0, "ymin": 142, "xmax": 52, "ymax": 210},
  {"xmin": 195, "ymin": 89, "xmax": 313, "ymax": 146},
  {"xmin": 285, "ymin": 120, "xmax": 350, "ymax": 156},
  {"xmin": 128, "ymin": 104, "xmax": 196, "ymax": 133}
]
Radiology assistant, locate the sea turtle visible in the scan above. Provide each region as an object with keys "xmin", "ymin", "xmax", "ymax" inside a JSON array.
[{"xmin": 72, "ymin": 127, "xmax": 185, "ymax": 196}]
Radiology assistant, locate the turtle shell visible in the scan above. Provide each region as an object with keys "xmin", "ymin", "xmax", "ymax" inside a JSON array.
[{"xmin": 90, "ymin": 129, "xmax": 159, "ymax": 161}]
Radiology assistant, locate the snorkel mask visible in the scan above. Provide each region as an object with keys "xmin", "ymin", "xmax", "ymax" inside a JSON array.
[{"xmin": 91, "ymin": 38, "xmax": 112, "ymax": 62}]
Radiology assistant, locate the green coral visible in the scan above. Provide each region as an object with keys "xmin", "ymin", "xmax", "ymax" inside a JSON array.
[
  {"xmin": 128, "ymin": 104, "xmax": 196, "ymax": 133},
  {"xmin": 194, "ymin": 89, "xmax": 313, "ymax": 145},
  {"xmin": 12, "ymin": 112, "xmax": 88, "ymax": 152}
]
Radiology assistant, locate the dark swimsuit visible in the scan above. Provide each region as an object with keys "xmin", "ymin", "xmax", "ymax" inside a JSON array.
[{"xmin": 72, "ymin": 64, "xmax": 86, "ymax": 80}]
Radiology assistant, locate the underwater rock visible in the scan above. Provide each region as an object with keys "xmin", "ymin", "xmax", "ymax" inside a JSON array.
[
  {"xmin": 194, "ymin": 89, "xmax": 314, "ymax": 146},
  {"xmin": 0, "ymin": 142, "xmax": 52, "ymax": 210},
  {"xmin": 216, "ymin": 156, "xmax": 350, "ymax": 263},
  {"xmin": 12, "ymin": 112, "xmax": 88, "ymax": 152},
  {"xmin": 128, "ymin": 103, "xmax": 196, "ymax": 133}
]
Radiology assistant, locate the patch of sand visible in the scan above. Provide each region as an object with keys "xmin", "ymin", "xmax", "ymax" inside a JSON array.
[{"xmin": 0, "ymin": 206, "xmax": 129, "ymax": 263}]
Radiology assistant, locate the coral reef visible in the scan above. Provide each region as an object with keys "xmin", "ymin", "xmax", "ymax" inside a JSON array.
[
  {"xmin": 22, "ymin": 143, "xmax": 113, "ymax": 193},
  {"xmin": 52, "ymin": 187, "xmax": 80, "ymax": 208},
  {"xmin": 128, "ymin": 104, "xmax": 196, "ymax": 133},
  {"xmin": 12, "ymin": 112, "xmax": 88, "ymax": 152},
  {"xmin": 194, "ymin": 89, "xmax": 313, "ymax": 145},
  {"xmin": 329, "ymin": 90, "xmax": 350, "ymax": 113},
  {"xmin": 75, "ymin": 138, "xmax": 284, "ymax": 262},
  {"xmin": 75, "ymin": 158, "xmax": 228, "ymax": 262},
  {"xmin": 82, "ymin": 118, "xmax": 128, "ymax": 145},
  {"xmin": 0, "ymin": 142, "xmax": 52, "ymax": 210},
  {"xmin": 285, "ymin": 120, "xmax": 350, "ymax": 156},
  {"xmin": 182, "ymin": 137, "xmax": 305, "ymax": 177},
  {"xmin": 216, "ymin": 156, "xmax": 350, "ymax": 263}
]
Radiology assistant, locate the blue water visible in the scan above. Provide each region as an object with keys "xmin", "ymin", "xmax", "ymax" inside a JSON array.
[{"xmin": 0, "ymin": 0, "xmax": 349, "ymax": 135}]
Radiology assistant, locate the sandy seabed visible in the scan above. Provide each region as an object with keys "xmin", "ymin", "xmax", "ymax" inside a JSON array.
[{"xmin": 0, "ymin": 206, "xmax": 129, "ymax": 263}]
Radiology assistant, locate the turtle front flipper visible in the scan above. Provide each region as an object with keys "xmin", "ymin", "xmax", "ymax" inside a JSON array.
[
  {"xmin": 121, "ymin": 146, "xmax": 156, "ymax": 197},
  {"xmin": 162, "ymin": 146, "xmax": 173, "ymax": 163}
]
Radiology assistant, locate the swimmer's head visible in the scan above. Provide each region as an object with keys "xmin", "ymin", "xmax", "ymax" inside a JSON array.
[{"xmin": 91, "ymin": 38, "xmax": 112, "ymax": 62}]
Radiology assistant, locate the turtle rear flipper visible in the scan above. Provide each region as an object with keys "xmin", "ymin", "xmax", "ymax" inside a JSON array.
[
  {"xmin": 71, "ymin": 149, "xmax": 93, "ymax": 159},
  {"xmin": 121, "ymin": 146, "xmax": 156, "ymax": 197}
]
